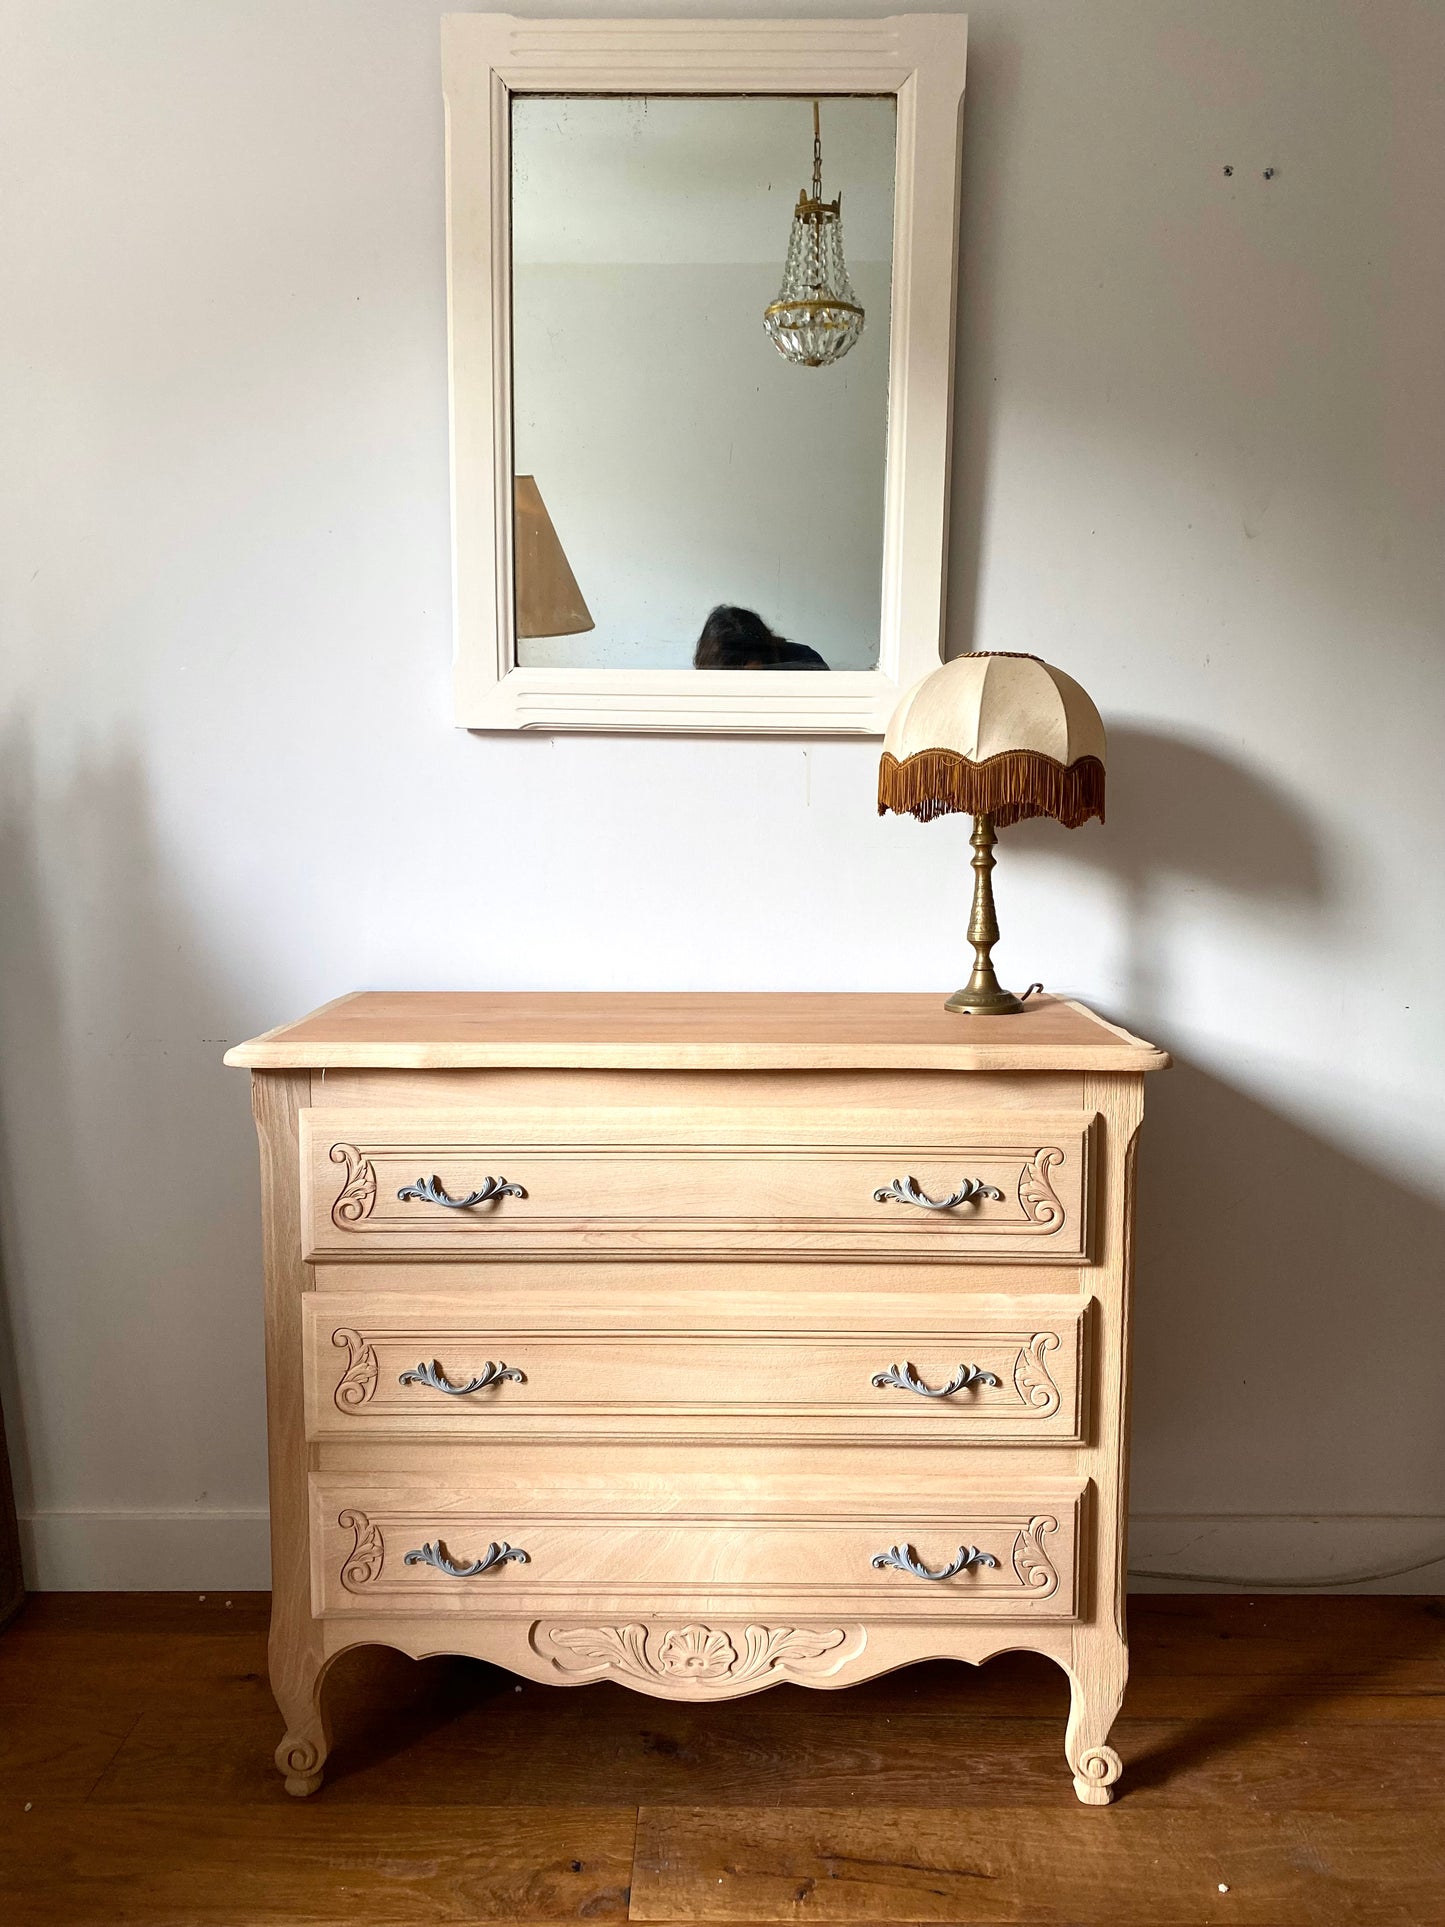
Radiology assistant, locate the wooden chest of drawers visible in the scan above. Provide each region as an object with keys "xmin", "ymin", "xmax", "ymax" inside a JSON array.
[{"xmin": 227, "ymin": 991, "xmax": 1167, "ymax": 1802}]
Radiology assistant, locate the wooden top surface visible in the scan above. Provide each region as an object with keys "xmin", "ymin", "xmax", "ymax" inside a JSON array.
[{"xmin": 224, "ymin": 992, "xmax": 1168, "ymax": 1073}]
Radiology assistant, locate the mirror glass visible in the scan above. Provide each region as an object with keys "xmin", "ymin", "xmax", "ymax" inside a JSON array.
[{"xmin": 510, "ymin": 94, "xmax": 896, "ymax": 671}]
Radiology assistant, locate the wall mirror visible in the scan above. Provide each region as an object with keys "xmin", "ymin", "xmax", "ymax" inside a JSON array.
[{"xmin": 444, "ymin": 15, "xmax": 968, "ymax": 733}]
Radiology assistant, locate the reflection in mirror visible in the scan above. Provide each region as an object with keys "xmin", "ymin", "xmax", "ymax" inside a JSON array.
[{"xmin": 510, "ymin": 95, "xmax": 896, "ymax": 670}]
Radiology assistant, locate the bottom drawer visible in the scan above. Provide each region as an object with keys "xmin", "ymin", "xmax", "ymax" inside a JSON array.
[{"xmin": 311, "ymin": 1480, "xmax": 1083, "ymax": 1622}]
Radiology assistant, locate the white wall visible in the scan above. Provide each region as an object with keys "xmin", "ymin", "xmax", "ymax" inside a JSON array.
[{"xmin": 1, "ymin": 0, "xmax": 1441, "ymax": 1592}]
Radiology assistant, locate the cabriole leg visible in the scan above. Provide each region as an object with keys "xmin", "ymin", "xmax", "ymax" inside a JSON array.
[
  {"xmin": 1063, "ymin": 1635, "xmax": 1127, "ymax": 1805},
  {"xmin": 274, "ymin": 1658, "xmax": 331, "ymax": 1797}
]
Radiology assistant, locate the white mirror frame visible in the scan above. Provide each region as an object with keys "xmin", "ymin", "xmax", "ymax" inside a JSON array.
[{"xmin": 443, "ymin": 13, "xmax": 968, "ymax": 734}]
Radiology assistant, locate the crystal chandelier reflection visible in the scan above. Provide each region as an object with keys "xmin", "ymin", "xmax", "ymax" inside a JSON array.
[{"xmin": 763, "ymin": 101, "xmax": 865, "ymax": 369}]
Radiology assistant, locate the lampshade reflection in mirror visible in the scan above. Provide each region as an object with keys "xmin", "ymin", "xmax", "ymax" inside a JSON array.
[{"xmin": 514, "ymin": 475, "xmax": 594, "ymax": 639}]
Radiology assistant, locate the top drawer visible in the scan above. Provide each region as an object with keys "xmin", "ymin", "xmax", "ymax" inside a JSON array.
[{"xmin": 300, "ymin": 1105, "xmax": 1095, "ymax": 1263}]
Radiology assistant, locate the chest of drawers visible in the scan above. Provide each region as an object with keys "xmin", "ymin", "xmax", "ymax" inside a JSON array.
[{"xmin": 227, "ymin": 991, "xmax": 1167, "ymax": 1803}]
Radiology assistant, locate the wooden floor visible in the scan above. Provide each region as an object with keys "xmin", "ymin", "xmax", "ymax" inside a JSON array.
[{"xmin": 0, "ymin": 1594, "xmax": 1441, "ymax": 1925}]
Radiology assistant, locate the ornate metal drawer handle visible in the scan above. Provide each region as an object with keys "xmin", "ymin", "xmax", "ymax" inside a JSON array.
[
  {"xmin": 399, "ymin": 1359, "xmax": 525, "ymax": 1396},
  {"xmin": 396, "ymin": 1175, "xmax": 526, "ymax": 1209},
  {"xmin": 871, "ymin": 1542, "xmax": 999, "ymax": 1582},
  {"xmin": 871, "ymin": 1361, "xmax": 1001, "ymax": 1398},
  {"xmin": 872, "ymin": 1176, "xmax": 1004, "ymax": 1211},
  {"xmin": 403, "ymin": 1540, "xmax": 529, "ymax": 1578}
]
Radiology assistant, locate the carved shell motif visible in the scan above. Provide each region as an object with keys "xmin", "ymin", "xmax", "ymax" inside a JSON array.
[
  {"xmin": 1012, "ymin": 1332, "xmax": 1061, "ymax": 1418},
  {"xmin": 545, "ymin": 1622, "xmax": 851, "ymax": 1690},
  {"xmin": 1017, "ymin": 1147, "xmax": 1065, "ymax": 1229},
  {"xmin": 329, "ymin": 1143, "xmax": 377, "ymax": 1227},
  {"xmin": 1010, "ymin": 1515, "xmax": 1059, "ymax": 1596},
  {"xmin": 656, "ymin": 1626, "xmax": 737, "ymax": 1681},
  {"xmin": 338, "ymin": 1509, "xmax": 384, "ymax": 1591},
  {"xmin": 332, "ymin": 1328, "xmax": 379, "ymax": 1410}
]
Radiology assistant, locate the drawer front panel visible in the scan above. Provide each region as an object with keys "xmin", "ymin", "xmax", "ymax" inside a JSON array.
[
  {"xmin": 301, "ymin": 1107, "xmax": 1094, "ymax": 1263},
  {"xmin": 311, "ymin": 1482, "xmax": 1083, "ymax": 1621},
  {"xmin": 305, "ymin": 1297, "xmax": 1088, "ymax": 1444}
]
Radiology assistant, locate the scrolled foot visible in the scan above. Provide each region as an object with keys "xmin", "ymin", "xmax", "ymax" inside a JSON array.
[
  {"xmin": 276, "ymin": 1733, "xmax": 326, "ymax": 1798},
  {"xmin": 1072, "ymin": 1744, "xmax": 1122, "ymax": 1806}
]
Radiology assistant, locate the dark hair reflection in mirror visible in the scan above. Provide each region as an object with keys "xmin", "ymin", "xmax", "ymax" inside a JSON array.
[{"xmin": 693, "ymin": 605, "xmax": 829, "ymax": 670}]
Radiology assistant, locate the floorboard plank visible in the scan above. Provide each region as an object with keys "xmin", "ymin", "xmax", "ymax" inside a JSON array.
[
  {"xmin": 0, "ymin": 1630, "xmax": 273, "ymax": 1718},
  {"xmin": 630, "ymin": 1804, "xmax": 1444, "ymax": 1925},
  {"xmin": 4, "ymin": 1593, "xmax": 271, "ymax": 1636},
  {"xmin": 0, "ymin": 1704, "xmax": 138, "ymax": 1805},
  {"xmin": 0, "ymin": 1803, "xmax": 635, "ymax": 1926}
]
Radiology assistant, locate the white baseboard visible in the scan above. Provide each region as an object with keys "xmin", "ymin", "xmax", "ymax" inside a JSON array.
[
  {"xmin": 20, "ymin": 1508, "xmax": 271, "ymax": 1590},
  {"xmin": 18, "ymin": 1507, "xmax": 1445, "ymax": 1593},
  {"xmin": 1127, "ymin": 1513, "xmax": 1445, "ymax": 1593}
]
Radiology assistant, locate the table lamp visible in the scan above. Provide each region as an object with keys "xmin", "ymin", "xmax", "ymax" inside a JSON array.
[{"xmin": 877, "ymin": 652, "xmax": 1106, "ymax": 1014}]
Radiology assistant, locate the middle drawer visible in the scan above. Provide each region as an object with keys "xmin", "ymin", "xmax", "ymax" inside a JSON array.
[{"xmin": 305, "ymin": 1294, "xmax": 1089, "ymax": 1444}]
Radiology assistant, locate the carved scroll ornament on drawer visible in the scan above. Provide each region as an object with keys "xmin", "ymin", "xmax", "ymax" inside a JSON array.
[
  {"xmin": 1017, "ymin": 1148, "xmax": 1067, "ymax": 1228},
  {"xmin": 332, "ymin": 1329, "xmax": 380, "ymax": 1410},
  {"xmin": 329, "ymin": 1144, "xmax": 377, "ymax": 1229}
]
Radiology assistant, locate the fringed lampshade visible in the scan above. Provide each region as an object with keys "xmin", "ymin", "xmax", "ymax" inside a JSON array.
[{"xmin": 878, "ymin": 653, "xmax": 1106, "ymax": 1014}]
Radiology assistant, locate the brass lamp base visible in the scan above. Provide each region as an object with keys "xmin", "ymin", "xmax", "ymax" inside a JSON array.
[
  {"xmin": 945, "ymin": 812, "xmax": 1025, "ymax": 1017},
  {"xmin": 945, "ymin": 979, "xmax": 1024, "ymax": 1017}
]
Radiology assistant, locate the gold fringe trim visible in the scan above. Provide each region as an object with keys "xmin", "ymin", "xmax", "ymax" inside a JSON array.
[{"xmin": 878, "ymin": 749, "xmax": 1105, "ymax": 828}]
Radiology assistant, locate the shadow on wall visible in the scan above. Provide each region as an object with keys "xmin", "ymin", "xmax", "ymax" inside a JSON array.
[
  {"xmin": 1092, "ymin": 724, "xmax": 1327, "ymax": 1014},
  {"xmin": 1131, "ymin": 1059, "xmax": 1445, "ymax": 1521},
  {"xmin": 0, "ymin": 718, "xmax": 60, "ymax": 1519},
  {"xmin": 1010, "ymin": 722, "xmax": 1327, "ymax": 1011},
  {"xmin": 1021, "ymin": 726, "xmax": 1444, "ymax": 1538},
  {"xmin": 0, "ymin": 716, "xmax": 266, "ymax": 1571}
]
